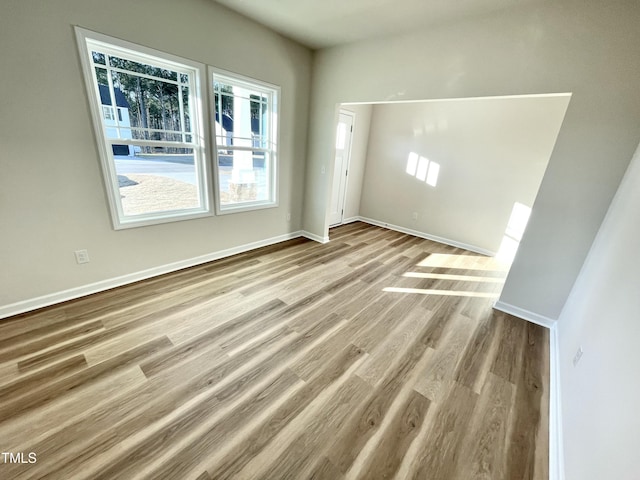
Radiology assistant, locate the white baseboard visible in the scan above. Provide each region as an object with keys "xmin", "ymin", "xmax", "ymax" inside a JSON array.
[
  {"xmin": 493, "ymin": 300, "xmax": 557, "ymax": 329},
  {"xmin": 301, "ymin": 230, "xmax": 330, "ymax": 244},
  {"xmin": 341, "ymin": 216, "xmax": 361, "ymax": 224},
  {"xmin": 549, "ymin": 323, "xmax": 565, "ymax": 480},
  {"xmin": 0, "ymin": 231, "xmax": 305, "ymax": 320},
  {"xmin": 356, "ymin": 216, "xmax": 496, "ymax": 257}
]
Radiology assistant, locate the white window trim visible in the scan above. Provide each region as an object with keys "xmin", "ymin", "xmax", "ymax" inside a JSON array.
[
  {"xmin": 75, "ymin": 27, "xmax": 214, "ymax": 229},
  {"xmin": 209, "ymin": 66, "xmax": 280, "ymax": 215}
]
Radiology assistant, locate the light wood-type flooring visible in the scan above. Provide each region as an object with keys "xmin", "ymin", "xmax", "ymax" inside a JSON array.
[{"xmin": 0, "ymin": 222, "xmax": 549, "ymax": 479}]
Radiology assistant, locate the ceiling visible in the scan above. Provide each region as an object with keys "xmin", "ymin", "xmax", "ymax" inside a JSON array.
[{"xmin": 212, "ymin": 0, "xmax": 544, "ymax": 49}]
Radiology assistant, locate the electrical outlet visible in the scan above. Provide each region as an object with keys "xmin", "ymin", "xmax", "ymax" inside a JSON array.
[
  {"xmin": 412, "ymin": 212, "xmax": 418, "ymax": 221},
  {"xmin": 75, "ymin": 249, "xmax": 90, "ymax": 264},
  {"xmin": 321, "ymin": 165, "xmax": 326, "ymax": 174},
  {"xmin": 572, "ymin": 346, "xmax": 583, "ymax": 366},
  {"xmin": 286, "ymin": 212, "xmax": 291, "ymax": 222}
]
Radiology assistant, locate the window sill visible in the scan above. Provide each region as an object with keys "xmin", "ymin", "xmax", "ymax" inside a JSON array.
[
  {"xmin": 112, "ymin": 209, "xmax": 213, "ymax": 230},
  {"xmin": 216, "ymin": 200, "xmax": 278, "ymax": 216}
]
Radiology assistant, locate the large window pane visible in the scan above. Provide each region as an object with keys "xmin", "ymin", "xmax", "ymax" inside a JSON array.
[
  {"xmin": 217, "ymin": 150, "xmax": 269, "ymax": 205},
  {"xmin": 77, "ymin": 27, "xmax": 210, "ymax": 228},
  {"xmin": 108, "ymin": 71, "xmax": 188, "ymax": 142},
  {"xmin": 115, "ymin": 146, "xmax": 200, "ymax": 216},
  {"xmin": 212, "ymin": 69, "xmax": 278, "ymax": 212}
]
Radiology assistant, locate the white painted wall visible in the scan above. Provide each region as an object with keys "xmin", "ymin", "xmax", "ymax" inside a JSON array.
[
  {"xmin": 556, "ymin": 142, "xmax": 640, "ymax": 480},
  {"xmin": 0, "ymin": 0, "xmax": 311, "ymax": 311},
  {"xmin": 358, "ymin": 96, "xmax": 569, "ymax": 253},
  {"xmin": 303, "ymin": 0, "xmax": 640, "ymax": 321},
  {"xmin": 338, "ymin": 104, "xmax": 372, "ymax": 222}
]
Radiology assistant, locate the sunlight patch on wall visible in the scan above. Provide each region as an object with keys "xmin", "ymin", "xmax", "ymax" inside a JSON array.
[
  {"xmin": 405, "ymin": 152, "xmax": 440, "ymax": 187},
  {"xmin": 496, "ymin": 202, "xmax": 532, "ymax": 263},
  {"xmin": 416, "ymin": 156, "xmax": 429, "ymax": 181},
  {"xmin": 426, "ymin": 161, "xmax": 439, "ymax": 187},
  {"xmin": 406, "ymin": 152, "xmax": 419, "ymax": 175}
]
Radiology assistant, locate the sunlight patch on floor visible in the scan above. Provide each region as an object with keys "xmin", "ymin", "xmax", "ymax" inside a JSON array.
[
  {"xmin": 417, "ymin": 253, "xmax": 509, "ymax": 271},
  {"xmin": 383, "ymin": 287, "xmax": 499, "ymax": 298},
  {"xmin": 402, "ymin": 272, "xmax": 505, "ymax": 283}
]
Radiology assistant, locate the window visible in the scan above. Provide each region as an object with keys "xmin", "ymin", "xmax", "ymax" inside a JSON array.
[
  {"xmin": 211, "ymin": 68, "xmax": 279, "ymax": 212},
  {"xmin": 102, "ymin": 106, "xmax": 115, "ymax": 121},
  {"xmin": 75, "ymin": 28, "xmax": 211, "ymax": 229}
]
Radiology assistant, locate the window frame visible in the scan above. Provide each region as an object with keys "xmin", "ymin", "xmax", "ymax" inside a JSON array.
[
  {"xmin": 209, "ymin": 66, "xmax": 280, "ymax": 215},
  {"xmin": 75, "ymin": 27, "xmax": 213, "ymax": 229}
]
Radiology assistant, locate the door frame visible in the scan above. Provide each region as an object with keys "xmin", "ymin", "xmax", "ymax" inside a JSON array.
[{"xmin": 329, "ymin": 109, "xmax": 355, "ymax": 226}]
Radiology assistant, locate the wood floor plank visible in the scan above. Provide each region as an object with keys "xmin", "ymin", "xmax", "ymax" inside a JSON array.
[
  {"xmin": 0, "ymin": 316, "xmax": 96, "ymax": 354},
  {"xmin": 325, "ymin": 332, "xmax": 432, "ymax": 474},
  {"xmin": 0, "ymin": 354, "xmax": 87, "ymax": 401},
  {"xmin": 23, "ymin": 331, "xmax": 300, "ymax": 480},
  {"xmin": 91, "ymin": 369, "xmax": 303, "ymax": 480},
  {"xmin": 285, "ymin": 279, "xmax": 372, "ymax": 334},
  {"xmin": 277, "ymin": 261, "xmax": 355, "ymax": 305},
  {"xmin": 0, "ymin": 222, "xmax": 549, "ymax": 480},
  {"xmin": 0, "ymin": 362, "xmax": 18, "ymax": 385},
  {"xmin": 164, "ymin": 291, "xmax": 279, "ymax": 346},
  {"xmin": 454, "ymin": 310, "xmax": 502, "ymax": 394},
  {"xmin": 452, "ymin": 372, "xmax": 515, "ymax": 480},
  {"xmin": 505, "ymin": 322, "xmax": 549, "ymax": 480},
  {"xmin": 8, "ymin": 343, "xmax": 231, "ymax": 474},
  {"xmin": 15, "ymin": 323, "xmax": 112, "ymax": 371},
  {"xmin": 351, "ymin": 292, "xmax": 426, "ymax": 353},
  {"xmin": 217, "ymin": 289, "xmax": 329, "ymax": 354},
  {"xmin": 0, "ymin": 336, "xmax": 172, "ymax": 423},
  {"xmin": 307, "ymin": 456, "xmax": 344, "ymax": 480},
  {"xmin": 0, "ymin": 366, "xmax": 148, "ymax": 453},
  {"xmin": 354, "ymin": 389, "xmax": 431, "ymax": 480},
  {"xmin": 238, "ymin": 243, "xmax": 350, "ymax": 296},
  {"xmin": 205, "ymin": 343, "xmax": 366, "ymax": 480},
  {"xmin": 419, "ymin": 294, "xmax": 470, "ymax": 347},
  {"xmin": 406, "ymin": 382, "xmax": 480, "ymax": 480},
  {"xmin": 413, "ymin": 313, "xmax": 477, "ymax": 403},
  {"xmin": 0, "ymin": 310, "xmax": 68, "ymax": 342},
  {"xmin": 355, "ymin": 305, "xmax": 430, "ymax": 386},
  {"xmin": 236, "ymin": 375, "xmax": 371, "ymax": 480},
  {"xmin": 491, "ymin": 312, "xmax": 528, "ymax": 384}
]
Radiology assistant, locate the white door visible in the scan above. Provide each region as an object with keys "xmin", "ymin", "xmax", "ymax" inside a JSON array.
[{"xmin": 329, "ymin": 111, "xmax": 354, "ymax": 226}]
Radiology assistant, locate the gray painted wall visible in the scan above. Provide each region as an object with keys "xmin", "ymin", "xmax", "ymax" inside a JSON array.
[
  {"xmin": 0, "ymin": 0, "xmax": 312, "ymax": 308},
  {"xmin": 557, "ymin": 141, "xmax": 640, "ymax": 480},
  {"xmin": 303, "ymin": 0, "xmax": 640, "ymax": 321},
  {"xmin": 358, "ymin": 96, "xmax": 569, "ymax": 253}
]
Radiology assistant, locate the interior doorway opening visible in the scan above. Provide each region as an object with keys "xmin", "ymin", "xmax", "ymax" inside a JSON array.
[
  {"xmin": 327, "ymin": 93, "xmax": 571, "ymax": 286},
  {"xmin": 328, "ymin": 110, "xmax": 354, "ymax": 226}
]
